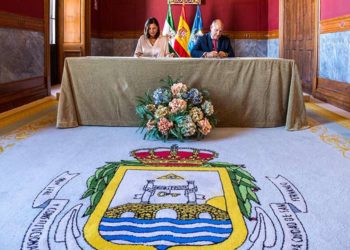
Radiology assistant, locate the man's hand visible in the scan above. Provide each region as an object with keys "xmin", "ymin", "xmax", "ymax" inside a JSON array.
[
  {"xmin": 218, "ymin": 51, "xmax": 228, "ymax": 58},
  {"xmin": 205, "ymin": 51, "xmax": 219, "ymax": 58}
]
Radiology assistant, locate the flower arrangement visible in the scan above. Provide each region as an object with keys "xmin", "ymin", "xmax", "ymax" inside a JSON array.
[{"xmin": 136, "ymin": 77, "xmax": 217, "ymax": 141}]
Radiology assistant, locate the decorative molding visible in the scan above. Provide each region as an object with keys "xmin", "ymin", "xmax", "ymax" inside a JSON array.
[
  {"xmin": 0, "ymin": 11, "xmax": 44, "ymax": 32},
  {"xmin": 92, "ymin": 30, "xmax": 270, "ymax": 40},
  {"xmin": 267, "ymin": 29, "xmax": 279, "ymax": 39},
  {"xmin": 169, "ymin": 0, "xmax": 201, "ymax": 4},
  {"xmin": 320, "ymin": 14, "xmax": 350, "ymax": 34},
  {"xmin": 225, "ymin": 31, "xmax": 268, "ymax": 40},
  {"xmin": 44, "ymin": 0, "xmax": 50, "ymax": 94},
  {"xmin": 92, "ymin": 30, "xmax": 143, "ymax": 39},
  {"xmin": 314, "ymin": 78, "xmax": 350, "ymax": 112}
]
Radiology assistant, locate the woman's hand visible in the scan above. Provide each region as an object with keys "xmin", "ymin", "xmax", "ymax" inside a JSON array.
[
  {"xmin": 135, "ymin": 52, "xmax": 143, "ymax": 57},
  {"xmin": 167, "ymin": 53, "xmax": 175, "ymax": 58}
]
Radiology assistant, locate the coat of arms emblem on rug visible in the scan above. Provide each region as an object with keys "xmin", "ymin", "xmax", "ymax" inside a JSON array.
[{"xmin": 83, "ymin": 145, "xmax": 260, "ymax": 249}]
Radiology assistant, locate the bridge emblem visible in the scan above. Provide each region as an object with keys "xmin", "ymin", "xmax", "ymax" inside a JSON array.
[{"xmin": 83, "ymin": 145, "xmax": 259, "ymax": 249}]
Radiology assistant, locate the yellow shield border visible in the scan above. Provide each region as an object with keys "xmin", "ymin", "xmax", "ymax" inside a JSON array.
[{"xmin": 84, "ymin": 166, "xmax": 248, "ymax": 249}]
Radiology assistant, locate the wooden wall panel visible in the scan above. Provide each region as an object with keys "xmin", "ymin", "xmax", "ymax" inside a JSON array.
[
  {"xmin": 0, "ymin": 7, "xmax": 49, "ymax": 113},
  {"xmin": 0, "ymin": 77, "xmax": 47, "ymax": 112},
  {"xmin": 315, "ymin": 78, "xmax": 350, "ymax": 112}
]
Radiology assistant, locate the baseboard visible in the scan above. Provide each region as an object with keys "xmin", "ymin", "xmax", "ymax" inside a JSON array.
[
  {"xmin": 314, "ymin": 78, "xmax": 350, "ymax": 112},
  {"xmin": 0, "ymin": 77, "xmax": 49, "ymax": 113}
]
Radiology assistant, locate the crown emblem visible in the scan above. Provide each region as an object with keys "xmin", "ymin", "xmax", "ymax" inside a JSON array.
[{"xmin": 130, "ymin": 144, "xmax": 218, "ymax": 167}]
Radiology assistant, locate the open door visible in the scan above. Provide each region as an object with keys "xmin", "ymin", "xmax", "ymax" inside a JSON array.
[{"xmin": 58, "ymin": 0, "xmax": 90, "ymax": 83}]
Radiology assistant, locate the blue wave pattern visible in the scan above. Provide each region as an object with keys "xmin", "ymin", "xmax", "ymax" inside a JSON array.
[{"xmin": 99, "ymin": 217, "xmax": 233, "ymax": 250}]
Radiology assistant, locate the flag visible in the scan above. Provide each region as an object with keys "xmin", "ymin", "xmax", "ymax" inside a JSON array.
[
  {"xmin": 162, "ymin": 3, "xmax": 177, "ymax": 55},
  {"xmin": 174, "ymin": 4, "xmax": 191, "ymax": 57},
  {"xmin": 188, "ymin": 4, "xmax": 203, "ymax": 53}
]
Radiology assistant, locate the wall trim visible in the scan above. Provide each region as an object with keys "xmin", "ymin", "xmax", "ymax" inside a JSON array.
[
  {"xmin": 92, "ymin": 30, "xmax": 143, "ymax": 39},
  {"xmin": 0, "ymin": 77, "xmax": 48, "ymax": 113},
  {"xmin": 314, "ymin": 78, "xmax": 350, "ymax": 112},
  {"xmin": 267, "ymin": 29, "xmax": 279, "ymax": 39},
  {"xmin": 92, "ymin": 30, "xmax": 271, "ymax": 40},
  {"xmin": 320, "ymin": 14, "xmax": 350, "ymax": 34},
  {"xmin": 0, "ymin": 11, "xmax": 44, "ymax": 32},
  {"xmin": 225, "ymin": 31, "xmax": 268, "ymax": 40}
]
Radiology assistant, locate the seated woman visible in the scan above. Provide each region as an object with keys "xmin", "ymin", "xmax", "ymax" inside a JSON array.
[{"xmin": 134, "ymin": 17, "xmax": 172, "ymax": 58}]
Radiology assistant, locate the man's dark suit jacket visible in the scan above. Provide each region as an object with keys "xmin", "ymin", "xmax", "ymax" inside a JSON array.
[{"xmin": 190, "ymin": 33, "xmax": 234, "ymax": 58}]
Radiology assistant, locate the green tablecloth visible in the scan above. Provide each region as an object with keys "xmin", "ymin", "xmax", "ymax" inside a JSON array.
[{"xmin": 57, "ymin": 57, "xmax": 308, "ymax": 130}]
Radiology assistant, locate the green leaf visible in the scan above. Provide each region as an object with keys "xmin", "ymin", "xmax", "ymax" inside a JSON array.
[
  {"xmin": 86, "ymin": 175, "xmax": 97, "ymax": 189},
  {"xmin": 95, "ymin": 178, "xmax": 106, "ymax": 191},
  {"xmin": 83, "ymin": 205, "xmax": 94, "ymax": 217},
  {"xmin": 175, "ymin": 127, "xmax": 183, "ymax": 140},
  {"xmin": 95, "ymin": 168, "xmax": 105, "ymax": 179},
  {"xmin": 100, "ymin": 163, "xmax": 117, "ymax": 173},
  {"xmin": 226, "ymin": 165, "xmax": 240, "ymax": 172},
  {"xmin": 102, "ymin": 167, "xmax": 116, "ymax": 178},
  {"xmin": 81, "ymin": 188, "xmax": 94, "ymax": 199},
  {"xmin": 170, "ymin": 128, "xmax": 178, "ymax": 138},
  {"xmin": 121, "ymin": 160, "xmax": 144, "ymax": 166},
  {"xmin": 240, "ymin": 177, "xmax": 259, "ymax": 189},
  {"xmin": 104, "ymin": 175, "xmax": 109, "ymax": 184},
  {"xmin": 244, "ymin": 199, "xmax": 252, "ymax": 218},
  {"xmin": 207, "ymin": 116, "xmax": 218, "ymax": 127},
  {"xmin": 237, "ymin": 198, "xmax": 249, "ymax": 218},
  {"xmin": 202, "ymin": 163, "xmax": 213, "ymax": 168},
  {"xmin": 239, "ymin": 185, "xmax": 248, "ymax": 201},
  {"xmin": 90, "ymin": 190, "xmax": 103, "ymax": 207},
  {"xmin": 208, "ymin": 161, "xmax": 234, "ymax": 168},
  {"xmin": 232, "ymin": 181, "xmax": 243, "ymax": 201},
  {"xmin": 247, "ymin": 188, "xmax": 260, "ymax": 204},
  {"xmin": 234, "ymin": 167, "xmax": 255, "ymax": 181},
  {"xmin": 202, "ymin": 89, "xmax": 210, "ymax": 99}
]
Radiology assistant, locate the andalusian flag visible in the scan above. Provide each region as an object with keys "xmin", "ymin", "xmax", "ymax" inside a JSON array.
[
  {"xmin": 162, "ymin": 3, "xmax": 177, "ymax": 55},
  {"xmin": 174, "ymin": 4, "xmax": 191, "ymax": 57},
  {"xmin": 188, "ymin": 4, "xmax": 203, "ymax": 53}
]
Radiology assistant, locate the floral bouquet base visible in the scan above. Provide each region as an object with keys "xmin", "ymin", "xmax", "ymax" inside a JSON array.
[{"xmin": 136, "ymin": 77, "xmax": 217, "ymax": 141}]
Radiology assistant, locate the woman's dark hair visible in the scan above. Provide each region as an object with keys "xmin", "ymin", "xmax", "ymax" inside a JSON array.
[{"xmin": 144, "ymin": 17, "xmax": 160, "ymax": 39}]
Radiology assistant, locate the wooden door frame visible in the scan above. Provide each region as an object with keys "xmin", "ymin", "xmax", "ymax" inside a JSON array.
[
  {"xmin": 46, "ymin": 0, "xmax": 91, "ymax": 85},
  {"xmin": 279, "ymin": 0, "xmax": 320, "ymax": 95},
  {"xmin": 44, "ymin": 0, "xmax": 50, "ymax": 94},
  {"xmin": 85, "ymin": 0, "xmax": 91, "ymax": 56}
]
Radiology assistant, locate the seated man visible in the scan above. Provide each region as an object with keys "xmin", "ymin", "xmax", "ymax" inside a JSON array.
[{"xmin": 191, "ymin": 19, "xmax": 234, "ymax": 58}]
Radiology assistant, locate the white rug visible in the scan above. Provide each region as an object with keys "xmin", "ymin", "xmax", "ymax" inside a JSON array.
[{"xmin": 0, "ymin": 104, "xmax": 349, "ymax": 249}]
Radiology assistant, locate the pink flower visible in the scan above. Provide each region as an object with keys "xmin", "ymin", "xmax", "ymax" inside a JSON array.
[
  {"xmin": 169, "ymin": 98, "xmax": 187, "ymax": 113},
  {"xmin": 171, "ymin": 83, "xmax": 187, "ymax": 97},
  {"xmin": 197, "ymin": 118, "xmax": 212, "ymax": 135},
  {"xmin": 146, "ymin": 120, "xmax": 156, "ymax": 131},
  {"xmin": 157, "ymin": 118, "xmax": 173, "ymax": 135}
]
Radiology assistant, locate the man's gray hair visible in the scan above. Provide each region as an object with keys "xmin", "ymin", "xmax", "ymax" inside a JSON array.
[{"xmin": 211, "ymin": 19, "xmax": 224, "ymax": 28}]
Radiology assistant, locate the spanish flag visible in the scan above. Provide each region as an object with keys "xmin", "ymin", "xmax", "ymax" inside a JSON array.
[{"xmin": 174, "ymin": 4, "xmax": 191, "ymax": 57}]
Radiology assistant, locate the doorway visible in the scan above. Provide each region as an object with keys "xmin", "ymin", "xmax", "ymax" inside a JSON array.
[
  {"xmin": 279, "ymin": 0, "xmax": 319, "ymax": 95},
  {"xmin": 49, "ymin": 0, "xmax": 59, "ymax": 85}
]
